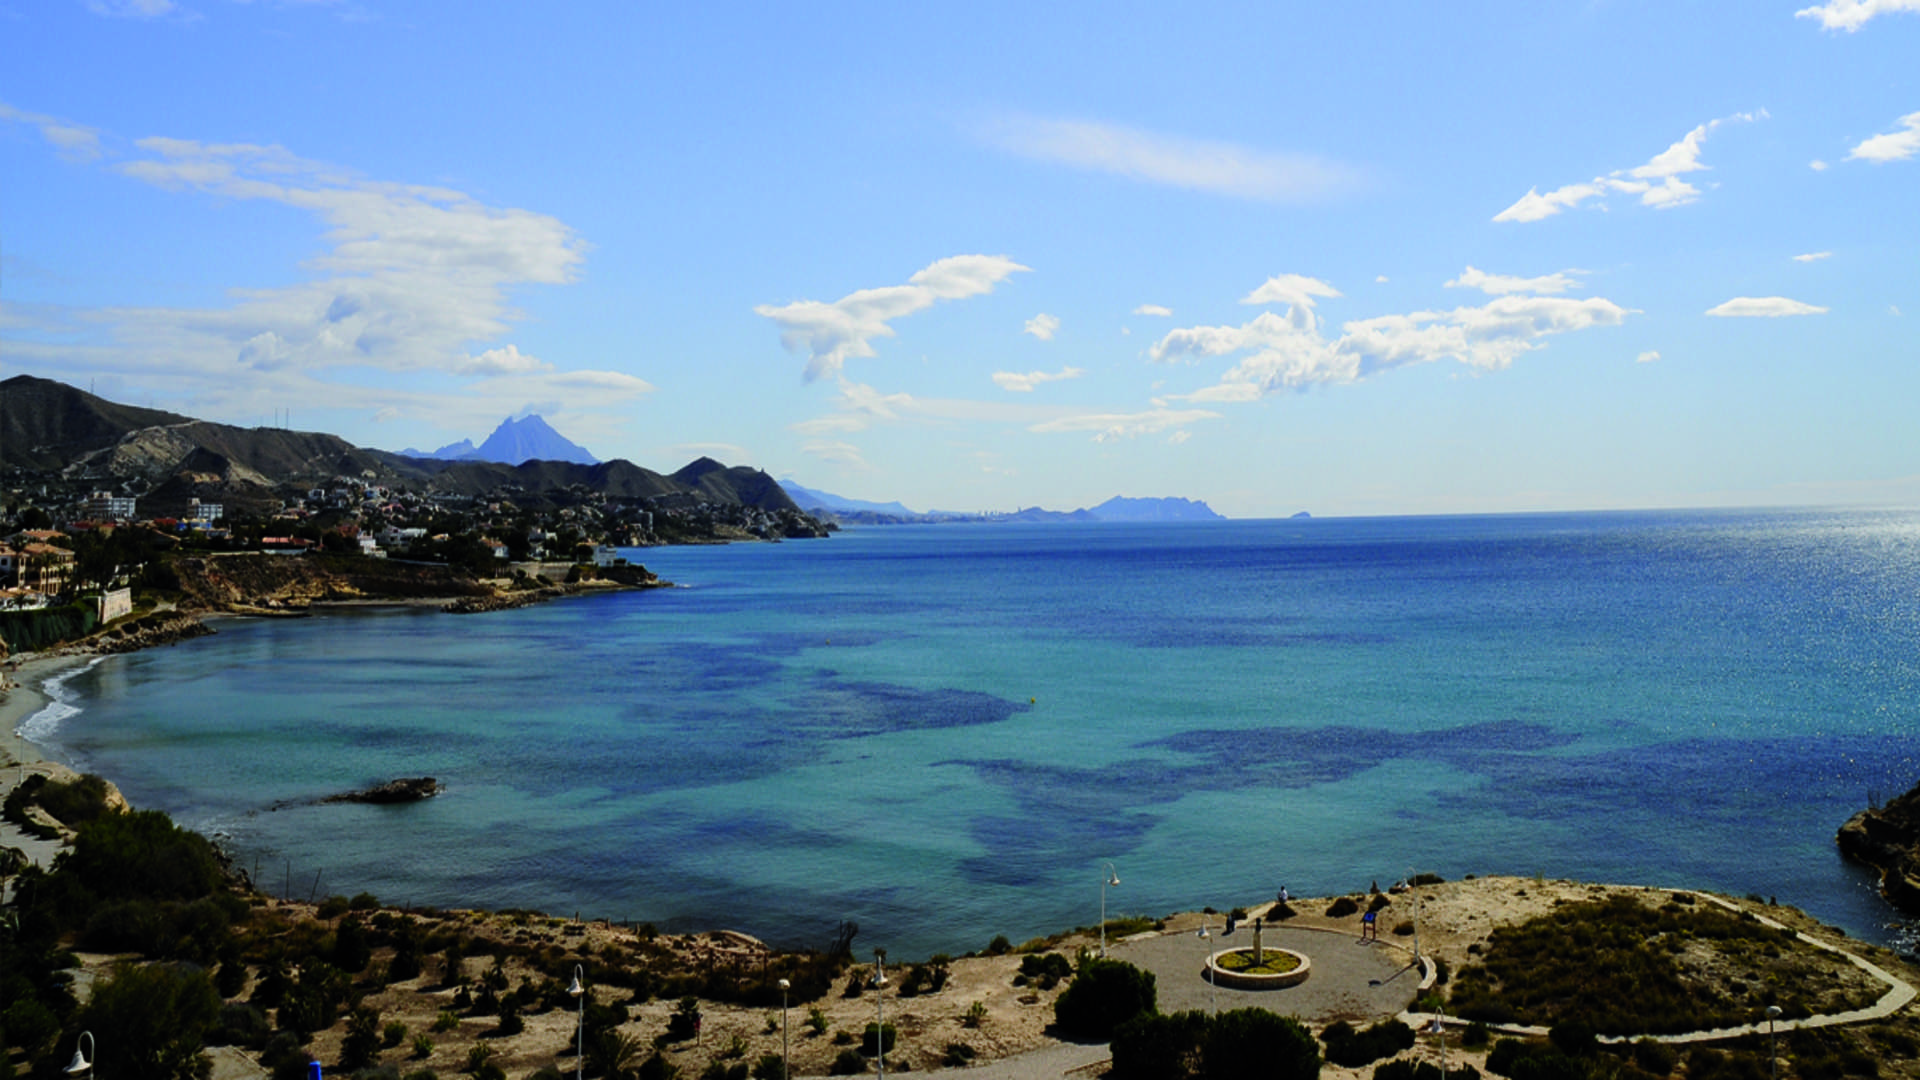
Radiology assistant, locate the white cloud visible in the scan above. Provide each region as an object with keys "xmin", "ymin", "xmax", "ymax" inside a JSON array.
[
  {"xmin": 801, "ymin": 440, "xmax": 871, "ymax": 469},
  {"xmin": 1705, "ymin": 296, "xmax": 1830, "ymax": 317},
  {"xmin": 1445, "ymin": 266, "xmax": 1582, "ymax": 295},
  {"xmin": 85, "ymin": 0, "xmax": 177, "ymax": 17},
  {"xmin": 1023, "ymin": 312, "xmax": 1060, "ymax": 341},
  {"xmin": 1241, "ymin": 273, "xmax": 1342, "ymax": 309},
  {"xmin": 1894, "ymin": 305, "xmax": 1905, "ymax": 316},
  {"xmin": 1793, "ymin": 251, "xmax": 1833, "ymax": 263},
  {"xmin": 1153, "ymin": 274, "xmax": 1631, "ymax": 399},
  {"xmin": 1495, "ymin": 112, "xmax": 1764, "ymax": 222},
  {"xmin": 1848, "ymin": 111, "xmax": 1920, "ymax": 164},
  {"xmin": 0, "ymin": 122, "xmax": 656, "ymax": 432},
  {"xmin": 0, "ymin": 103, "xmax": 102, "ymax": 162},
  {"xmin": 790, "ymin": 414, "xmax": 868, "ymax": 437},
  {"xmin": 992, "ymin": 365, "xmax": 1085, "ymax": 392},
  {"xmin": 455, "ymin": 344, "xmax": 551, "ymax": 376},
  {"xmin": 1810, "ymin": 159, "xmax": 1830, "ymax": 171},
  {"xmin": 981, "ymin": 115, "xmax": 1361, "ymax": 203},
  {"xmin": 1796, "ymin": 0, "xmax": 1920, "ymax": 31},
  {"xmin": 1133, "ymin": 304, "xmax": 1173, "ymax": 317},
  {"xmin": 1028, "ymin": 407, "xmax": 1221, "ymax": 442},
  {"xmin": 1375, "ymin": 275, "xmax": 1390, "ymax": 284},
  {"xmin": 1167, "ymin": 430, "xmax": 1192, "ymax": 445},
  {"xmin": 755, "ymin": 254, "xmax": 1030, "ymax": 381},
  {"xmin": 1637, "ymin": 350, "xmax": 1662, "ymax": 364}
]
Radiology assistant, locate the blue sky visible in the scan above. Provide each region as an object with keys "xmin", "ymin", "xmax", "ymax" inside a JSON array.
[{"xmin": 2, "ymin": 1, "xmax": 1916, "ymax": 518}]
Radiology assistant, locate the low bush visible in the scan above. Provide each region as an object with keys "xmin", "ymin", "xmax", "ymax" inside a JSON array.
[
  {"xmin": 1326, "ymin": 896, "xmax": 1360, "ymax": 918},
  {"xmin": 1322, "ymin": 1019, "xmax": 1416, "ymax": 1067},
  {"xmin": 1054, "ymin": 958, "xmax": 1156, "ymax": 1040},
  {"xmin": 828, "ymin": 1048, "xmax": 868, "ymax": 1075}
]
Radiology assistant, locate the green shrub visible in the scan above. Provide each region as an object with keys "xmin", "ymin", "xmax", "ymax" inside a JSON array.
[
  {"xmin": 750, "ymin": 1055, "xmax": 784, "ymax": 1080},
  {"xmin": 806, "ymin": 1007, "xmax": 828, "ymax": 1035},
  {"xmin": 984, "ymin": 934, "xmax": 1012, "ymax": 956},
  {"xmin": 942, "ymin": 1043, "xmax": 977, "ymax": 1067},
  {"xmin": 1322, "ymin": 1019, "xmax": 1416, "ymax": 1067},
  {"xmin": 1326, "ymin": 896, "xmax": 1360, "ymax": 917},
  {"xmin": 80, "ymin": 960, "xmax": 224, "ymax": 1080},
  {"xmin": 59, "ymin": 809, "xmax": 225, "ymax": 906},
  {"xmin": 1053, "ymin": 958, "xmax": 1157, "ymax": 1040},
  {"xmin": 317, "ymin": 896, "xmax": 352, "ymax": 919},
  {"xmin": 342, "ymin": 1006, "xmax": 384, "ymax": 1070},
  {"xmin": 860, "ymin": 1023, "xmax": 896, "ymax": 1056},
  {"xmin": 828, "ymin": 1048, "xmax": 868, "ymax": 1075},
  {"xmin": 1204, "ymin": 1009, "xmax": 1319, "ymax": 1080},
  {"xmin": 1111, "ymin": 1011, "xmax": 1208, "ymax": 1080}
]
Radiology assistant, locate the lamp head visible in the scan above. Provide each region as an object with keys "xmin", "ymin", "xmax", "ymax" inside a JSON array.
[
  {"xmin": 567, "ymin": 974, "xmax": 585, "ymax": 996},
  {"xmin": 1107, "ymin": 872, "xmax": 1120, "ymax": 887},
  {"xmin": 778, "ymin": 978, "xmax": 790, "ymax": 990},
  {"xmin": 1767, "ymin": 1005, "xmax": 1783, "ymax": 1019}
]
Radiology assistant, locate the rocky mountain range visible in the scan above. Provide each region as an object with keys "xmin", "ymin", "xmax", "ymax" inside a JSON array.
[{"xmin": 0, "ymin": 374, "xmax": 799, "ymax": 517}]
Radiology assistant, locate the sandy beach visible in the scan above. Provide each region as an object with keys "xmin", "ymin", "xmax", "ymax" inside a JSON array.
[{"xmin": 0, "ymin": 652, "xmax": 106, "ymax": 876}]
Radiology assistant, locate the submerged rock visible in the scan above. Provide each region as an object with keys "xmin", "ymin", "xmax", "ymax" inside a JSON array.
[{"xmin": 321, "ymin": 777, "xmax": 444, "ymax": 805}]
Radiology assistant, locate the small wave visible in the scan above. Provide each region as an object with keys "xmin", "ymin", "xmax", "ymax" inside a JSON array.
[{"xmin": 15, "ymin": 657, "xmax": 105, "ymax": 744}]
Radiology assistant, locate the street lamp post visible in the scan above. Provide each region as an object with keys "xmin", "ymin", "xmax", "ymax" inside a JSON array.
[
  {"xmin": 567, "ymin": 964, "xmax": 585, "ymax": 1080},
  {"xmin": 1767, "ymin": 1004, "xmax": 1783, "ymax": 1080},
  {"xmin": 1196, "ymin": 916, "xmax": 1216, "ymax": 1015},
  {"xmin": 778, "ymin": 978, "xmax": 791, "ymax": 1080},
  {"xmin": 1100, "ymin": 862, "xmax": 1120, "ymax": 957},
  {"xmin": 872, "ymin": 949, "xmax": 889, "ymax": 1079},
  {"xmin": 64, "ymin": 1031, "xmax": 94, "ymax": 1080}
]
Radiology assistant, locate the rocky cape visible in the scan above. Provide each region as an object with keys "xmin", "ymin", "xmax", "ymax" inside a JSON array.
[{"xmin": 1838, "ymin": 781, "xmax": 1920, "ymax": 913}]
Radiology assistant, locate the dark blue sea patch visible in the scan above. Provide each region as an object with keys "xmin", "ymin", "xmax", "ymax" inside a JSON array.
[{"xmin": 938, "ymin": 720, "xmax": 1581, "ymax": 887}]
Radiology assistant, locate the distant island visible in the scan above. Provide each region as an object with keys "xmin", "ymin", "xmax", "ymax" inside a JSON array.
[{"xmin": 782, "ymin": 481, "xmax": 1228, "ymax": 525}]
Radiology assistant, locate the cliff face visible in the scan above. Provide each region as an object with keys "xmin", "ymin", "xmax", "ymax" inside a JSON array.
[{"xmin": 1838, "ymin": 784, "xmax": 1920, "ymax": 913}]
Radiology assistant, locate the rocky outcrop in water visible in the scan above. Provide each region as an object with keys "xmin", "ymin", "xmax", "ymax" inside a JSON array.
[
  {"xmin": 1839, "ymin": 783, "xmax": 1920, "ymax": 913},
  {"xmin": 320, "ymin": 778, "xmax": 444, "ymax": 805}
]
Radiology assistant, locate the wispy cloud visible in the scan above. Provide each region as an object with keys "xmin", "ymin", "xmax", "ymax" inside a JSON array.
[
  {"xmin": 1637, "ymin": 350, "xmax": 1662, "ymax": 364},
  {"xmin": 0, "ymin": 118, "xmax": 649, "ymax": 431},
  {"xmin": 1028, "ymin": 407, "xmax": 1221, "ymax": 442},
  {"xmin": 1153, "ymin": 272, "xmax": 1631, "ymax": 399},
  {"xmin": 1133, "ymin": 304, "xmax": 1173, "ymax": 318},
  {"xmin": 992, "ymin": 365, "xmax": 1085, "ymax": 393},
  {"xmin": 1023, "ymin": 313, "xmax": 1060, "ymax": 341},
  {"xmin": 755, "ymin": 255, "xmax": 1029, "ymax": 381},
  {"xmin": 1796, "ymin": 0, "xmax": 1920, "ymax": 31},
  {"xmin": 1242, "ymin": 274, "xmax": 1342, "ymax": 309},
  {"xmin": 85, "ymin": 0, "xmax": 179, "ymax": 17},
  {"xmin": 981, "ymin": 115, "xmax": 1361, "ymax": 203},
  {"xmin": 1705, "ymin": 296, "xmax": 1829, "ymax": 317},
  {"xmin": 1495, "ymin": 111, "xmax": 1765, "ymax": 223},
  {"xmin": 1793, "ymin": 251, "xmax": 1833, "ymax": 262},
  {"xmin": 0, "ymin": 103, "xmax": 102, "ymax": 162},
  {"xmin": 801, "ymin": 440, "xmax": 871, "ymax": 469},
  {"xmin": 1848, "ymin": 111, "xmax": 1920, "ymax": 163},
  {"xmin": 1445, "ymin": 266, "xmax": 1583, "ymax": 295}
]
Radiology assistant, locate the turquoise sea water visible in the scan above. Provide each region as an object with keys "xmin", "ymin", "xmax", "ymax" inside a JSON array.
[{"xmin": 23, "ymin": 509, "xmax": 1920, "ymax": 957}]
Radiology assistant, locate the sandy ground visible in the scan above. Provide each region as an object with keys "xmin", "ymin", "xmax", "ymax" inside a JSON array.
[{"xmin": 0, "ymin": 653, "xmax": 101, "ymax": 888}]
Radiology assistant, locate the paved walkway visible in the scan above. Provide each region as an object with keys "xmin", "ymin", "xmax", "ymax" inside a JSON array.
[{"xmin": 1109, "ymin": 924, "xmax": 1424, "ymax": 1025}]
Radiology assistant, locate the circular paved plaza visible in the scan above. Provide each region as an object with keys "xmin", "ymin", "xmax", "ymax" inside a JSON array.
[{"xmin": 1108, "ymin": 924, "xmax": 1422, "ymax": 1025}]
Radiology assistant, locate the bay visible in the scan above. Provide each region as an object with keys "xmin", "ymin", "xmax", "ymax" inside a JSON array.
[{"xmin": 30, "ymin": 509, "xmax": 1920, "ymax": 957}]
